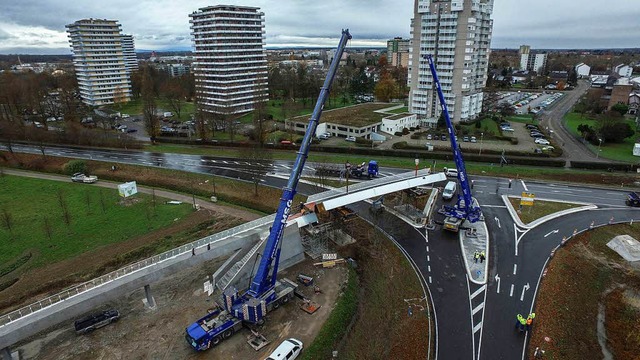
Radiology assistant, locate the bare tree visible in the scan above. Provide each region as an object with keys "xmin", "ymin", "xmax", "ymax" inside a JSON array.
[
  {"xmin": 112, "ymin": 85, "xmax": 129, "ymax": 108},
  {"xmin": 163, "ymin": 77, "xmax": 187, "ymax": 119},
  {"xmin": 42, "ymin": 216, "xmax": 53, "ymax": 241},
  {"xmin": 142, "ymin": 66, "xmax": 160, "ymax": 143},
  {"xmin": 239, "ymin": 147, "xmax": 273, "ymax": 195},
  {"xmin": 1, "ymin": 208, "xmax": 13, "ymax": 233},
  {"xmin": 252, "ymin": 99, "xmax": 268, "ymax": 146},
  {"xmin": 57, "ymin": 189, "xmax": 71, "ymax": 225}
]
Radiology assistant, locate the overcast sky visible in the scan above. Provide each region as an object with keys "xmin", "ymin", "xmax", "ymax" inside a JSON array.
[{"xmin": 0, "ymin": 0, "xmax": 638, "ymax": 54}]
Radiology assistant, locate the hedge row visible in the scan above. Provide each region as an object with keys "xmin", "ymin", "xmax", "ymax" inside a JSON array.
[{"xmin": 570, "ymin": 161, "xmax": 639, "ymax": 172}]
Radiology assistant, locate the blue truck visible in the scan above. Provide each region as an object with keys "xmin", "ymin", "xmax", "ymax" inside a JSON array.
[{"xmin": 185, "ymin": 29, "xmax": 353, "ymax": 352}]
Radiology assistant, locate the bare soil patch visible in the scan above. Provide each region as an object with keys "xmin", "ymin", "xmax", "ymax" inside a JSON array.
[
  {"xmin": 529, "ymin": 224, "xmax": 640, "ymax": 359},
  {"xmin": 15, "ymin": 257, "xmax": 347, "ymax": 360}
]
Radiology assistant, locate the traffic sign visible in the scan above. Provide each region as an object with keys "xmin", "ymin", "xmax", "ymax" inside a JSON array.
[{"xmin": 520, "ymin": 192, "xmax": 535, "ymax": 206}]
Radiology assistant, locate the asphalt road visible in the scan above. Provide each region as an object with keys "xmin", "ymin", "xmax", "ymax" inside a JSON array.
[{"xmin": 537, "ymin": 80, "xmax": 599, "ymax": 164}]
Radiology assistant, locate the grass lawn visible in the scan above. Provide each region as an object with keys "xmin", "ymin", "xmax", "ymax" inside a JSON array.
[
  {"xmin": 237, "ymin": 97, "xmax": 360, "ymax": 124},
  {"xmin": 290, "ymin": 103, "xmax": 400, "ymax": 127},
  {"xmin": 460, "ymin": 117, "xmax": 501, "ymax": 137},
  {"xmin": 0, "ymin": 175, "xmax": 193, "ymax": 269},
  {"xmin": 530, "ymin": 223, "xmax": 640, "ymax": 359},
  {"xmin": 508, "ymin": 198, "xmax": 584, "ymax": 224},
  {"xmin": 564, "ymin": 112, "xmax": 639, "ymax": 163},
  {"xmin": 507, "ymin": 114, "xmax": 535, "ymax": 124},
  {"xmin": 386, "ymin": 106, "xmax": 409, "ymax": 114}
]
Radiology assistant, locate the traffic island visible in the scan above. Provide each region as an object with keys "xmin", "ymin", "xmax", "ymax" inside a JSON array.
[{"xmin": 460, "ymin": 218, "xmax": 490, "ymax": 285}]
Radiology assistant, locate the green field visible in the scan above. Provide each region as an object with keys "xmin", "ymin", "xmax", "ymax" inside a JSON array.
[
  {"xmin": 0, "ymin": 175, "xmax": 193, "ymax": 269},
  {"xmin": 387, "ymin": 106, "xmax": 409, "ymax": 114},
  {"xmin": 237, "ymin": 97, "xmax": 359, "ymax": 124},
  {"xmin": 564, "ymin": 112, "xmax": 639, "ymax": 163},
  {"xmin": 507, "ymin": 114, "xmax": 535, "ymax": 124},
  {"xmin": 460, "ymin": 117, "xmax": 501, "ymax": 137}
]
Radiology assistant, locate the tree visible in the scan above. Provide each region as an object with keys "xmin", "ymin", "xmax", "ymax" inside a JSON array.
[
  {"xmin": 599, "ymin": 120, "xmax": 634, "ymax": 143},
  {"xmin": 142, "ymin": 66, "xmax": 159, "ymax": 143},
  {"xmin": 374, "ymin": 73, "xmax": 398, "ymax": 102},
  {"xmin": 437, "ymin": 112, "xmax": 446, "ymax": 128},
  {"xmin": 112, "ymin": 85, "xmax": 129, "ymax": 107},
  {"xmin": 611, "ymin": 103, "xmax": 629, "ymax": 116},
  {"xmin": 252, "ymin": 99, "xmax": 269, "ymax": 146},
  {"xmin": 568, "ymin": 69, "xmax": 578, "ymax": 86},
  {"xmin": 239, "ymin": 147, "xmax": 273, "ymax": 195},
  {"xmin": 496, "ymin": 102, "xmax": 515, "ymax": 119},
  {"xmin": 162, "ymin": 77, "xmax": 187, "ymax": 119}
]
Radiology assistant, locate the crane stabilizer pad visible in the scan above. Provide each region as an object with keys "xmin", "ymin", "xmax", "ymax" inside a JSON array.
[
  {"xmin": 247, "ymin": 329, "xmax": 270, "ymax": 351},
  {"xmin": 300, "ymin": 300, "xmax": 322, "ymax": 314}
]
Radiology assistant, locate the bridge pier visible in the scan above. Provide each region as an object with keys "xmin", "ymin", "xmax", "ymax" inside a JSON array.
[
  {"xmin": 1, "ymin": 347, "xmax": 12, "ymax": 360},
  {"xmin": 143, "ymin": 285, "xmax": 156, "ymax": 309}
]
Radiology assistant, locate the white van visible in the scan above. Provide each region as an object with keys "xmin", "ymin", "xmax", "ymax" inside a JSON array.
[
  {"xmin": 265, "ymin": 338, "xmax": 303, "ymax": 360},
  {"xmin": 442, "ymin": 181, "xmax": 457, "ymax": 200}
]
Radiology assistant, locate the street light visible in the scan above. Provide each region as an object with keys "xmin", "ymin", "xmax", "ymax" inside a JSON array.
[
  {"xmin": 479, "ymin": 132, "xmax": 484, "ymax": 155},
  {"xmin": 597, "ymin": 138, "xmax": 603, "ymax": 159},
  {"xmin": 415, "ymin": 158, "xmax": 419, "ymax": 177}
]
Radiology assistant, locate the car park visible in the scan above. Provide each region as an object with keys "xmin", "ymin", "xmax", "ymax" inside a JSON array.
[{"xmin": 265, "ymin": 338, "xmax": 303, "ymax": 360}]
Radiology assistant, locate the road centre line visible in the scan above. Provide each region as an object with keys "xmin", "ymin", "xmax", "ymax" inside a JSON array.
[{"xmin": 513, "ymin": 264, "xmax": 517, "ymax": 275}]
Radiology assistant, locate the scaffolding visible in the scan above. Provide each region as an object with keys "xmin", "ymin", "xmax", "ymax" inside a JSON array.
[{"xmin": 301, "ymin": 222, "xmax": 333, "ymax": 259}]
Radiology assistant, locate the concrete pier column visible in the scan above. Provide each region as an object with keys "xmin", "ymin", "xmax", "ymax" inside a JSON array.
[
  {"xmin": 1, "ymin": 347, "xmax": 12, "ymax": 360},
  {"xmin": 143, "ymin": 284, "xmax": 156, "ymax": 309}
]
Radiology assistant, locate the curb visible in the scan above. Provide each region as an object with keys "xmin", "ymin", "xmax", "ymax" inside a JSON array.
[
  {"xmin": 459, "ymin": 220, "xmax": 490, "ymax": 285},
  {"xmin": 501, "ymin": 195, "xmax": 597, "ymax": 229}
]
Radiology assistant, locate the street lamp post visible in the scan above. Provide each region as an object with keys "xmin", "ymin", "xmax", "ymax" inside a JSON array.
[
  {"xmin": 415, "ymin": 158, "xmax": 419, "ymax": 177},
  {"xmin": 479, "ymin": 132, "xmax": 484, "ymax": 155},
  {"xmin": 597, "ymin": 138, "xmax": 603, "ymax": 159}
]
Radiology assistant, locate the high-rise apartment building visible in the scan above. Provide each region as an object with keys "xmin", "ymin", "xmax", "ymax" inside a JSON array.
[
  {"xmin": 121, "ymin": 34, "xmax": 138, "ymax": 73},
  {"xmin": 189, "ymin": 5, "xmax": 268, "ymax": 115},
  {"xmin": 519, "ymin": 45, "xmax": 547, "ymax": 74},
  {"xmin": 408, "ymin": 0, "xmax": 494, "ymax": 124},
  {"xmin": 387, "ymin": 37, "xmax": 411, "ymax": 68},
  {"xmin": 66, "ymin": 19, "xmax": 132, "ymax": 107}
]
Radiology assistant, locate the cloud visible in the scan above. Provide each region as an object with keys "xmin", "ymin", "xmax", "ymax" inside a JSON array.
[{"xmin": 0, "ymin": 0, "xmax": 638, "ymax": 54}]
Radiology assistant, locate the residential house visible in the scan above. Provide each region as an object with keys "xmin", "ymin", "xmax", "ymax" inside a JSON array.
[{"xmin": 575, "ymin": 63, "xmax": 591, "ymax": 78}]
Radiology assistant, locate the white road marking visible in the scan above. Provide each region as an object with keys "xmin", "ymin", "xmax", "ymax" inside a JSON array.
[
  {"xmin": 513, "ymin": 264, "xmax": 517, "ymax": 275},
  {"xmin": 472, "ymin": 303, "xmax": 484, "ymax": 315},
  {"xmin": 427, "ymin": 255, "xmax": 430, "ymax": 262},
  {"xmin": 482, "ymin": 205, "xmax": 507, "ymax": 208},
  {"xmin": 428, "ymin": 265, "xmax": 431, "ymax": 272},
  {"xmin": 428, "ymin": 276, "xmax": 432, "ymax": 284},
  {"xmin": 495, "ymin": 274, "xmax": 501, "ymax": 294},
  {"xmin": 426, "ymin": 246, "xmax": 429, "ymax": 252},
  {"xmin": 494, "ymin": 217, "xmax": 501, "ymax": 228},
  {"xmin": 544, "ymin": 229, "xmax": 559, "ymax": 238},
  {"xmin": 510, "ymin": 284, "xmax": 515, "ymax": 297},
  {"xmin": 473, "ymin": 322, "xmax": 483, "ymax": 334},
  {"xmin": 521, "ymin": 180, "xmax": 528, "ymax": 192},
  {"xmin": 470, "ymin": 284, "xmax": 486, "ymax": 299},
  {"xmin": 520, "ymin": 283, "xmax": 530, "ymax": 301}
]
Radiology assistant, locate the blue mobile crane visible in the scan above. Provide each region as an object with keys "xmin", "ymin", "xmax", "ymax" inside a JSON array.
[
  {"xmin": 185, "ymin": 29, "xmax": 353, "ymax": 351},
  {"xmin": 425, "ymin": 54, "xmax": 482, "ymax": 231}
]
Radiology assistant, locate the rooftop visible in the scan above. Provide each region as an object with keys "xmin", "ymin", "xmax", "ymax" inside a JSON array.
[
  {"xmin": 291, "ymin": 103, "xmax": 395, "ymax": 127},
  {"xmin": 384, "ymin": 113, "xmax": 414, "ymax": 121}
]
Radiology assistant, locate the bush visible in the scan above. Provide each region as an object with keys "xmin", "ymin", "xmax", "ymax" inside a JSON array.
[
  {"xmin": 402, "ymin": 127, "xmax": 410, "ymax": 135},
  {"xmin": 510, "ymin": 137, "xmax": 519, "ymax": 145},
  {"xmin": 355, "ymin": 137, "xmax": 373, "ymax": 146},
  {"xmin": 394, "ymin": 131, "xmax": 403, "ymax": 136},
  {"xmin": 64, "ymin": 160, "xmax": 87, "ymax": 175},
  {"xmin": 392, "ymin": 141, "xmax": 408, "ymax": 149},
  {"xmin": 409, "ymin": 127, "xmax": 416, "ymax": 131},
  {"xmin": 410, "ymin": 134, "xmax": 421, "ymax": 140}
]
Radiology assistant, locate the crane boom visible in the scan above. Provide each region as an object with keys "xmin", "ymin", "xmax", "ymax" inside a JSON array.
[
  {"xmin": 426, "ymin": 54, "xmax": 481, "ymax": 222},
  {"xmin": 247, "ymin": 29, "xmax": 352, "ymax": 297}
]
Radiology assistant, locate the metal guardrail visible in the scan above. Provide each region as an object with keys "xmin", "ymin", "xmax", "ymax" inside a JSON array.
[
  {"xmin": 308, "ymin": 169, "xmax": 433, "ymax": 203},
  {"xmin": 0, "ymin": 214, "xmax": 276, "ymax": 328}
]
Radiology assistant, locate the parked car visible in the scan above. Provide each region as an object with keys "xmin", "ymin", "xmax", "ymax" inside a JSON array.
[
  {"xmin": 444, "ymin": 167, "xmax": 458, "ymax": 178},
  {"xmin": 427, "ymin": 134, "xmax": 432, "ymax": 140},
  {"xmin": 441, "ymin": 135, "xmax": 446, "ymax": 141},
  {"xmin": 470, "ymin": 136, "xmax": 477, "ymax": 143},
  {"xmin": 71, "ymin": 173, "xmax": 98, "ymax": 184},
  {"xmin": 317, "ymin": 133, "xmax": 330, "ymax": 140},
  {"xmin": 74, "ymin": 309, "xmax": 119, "ymax": 335},
  {"xmin": 265, "ymin": 338, "xmax": 303, "ymax": 360},
  {"xmin": 534, "ymin": 138, "xmax": 550, "ymax": 145},
  {"xmin": 121, "ymin": 113, "xmax": 130, "ymax": 119},
  {"xmin": 126, "ymin": 129, "xmax": 138, "ymax": 133},
  {"xmin": 345, "ymin": 136, "xmax": 356, "ymax": 142},
  {"xmin": 501, "ymin": 127, "xmax": 515, "ymax": 132},
  {"xmin": 541, "ymin": 146, "xmax": 555, "ymax": 152},
  {"xmin": 463, "ymin": 136, "xmax": 469, "ymax": 142}
]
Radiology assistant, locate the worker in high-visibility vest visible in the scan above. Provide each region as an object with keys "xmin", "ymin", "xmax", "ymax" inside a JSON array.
[
  {"xmin": 526, "ymin": 313, "xmax": 536, "ymax": 330},
  {"xmin": 515, "ymin": 314, "xmax": 526, "ymax": 331}
]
